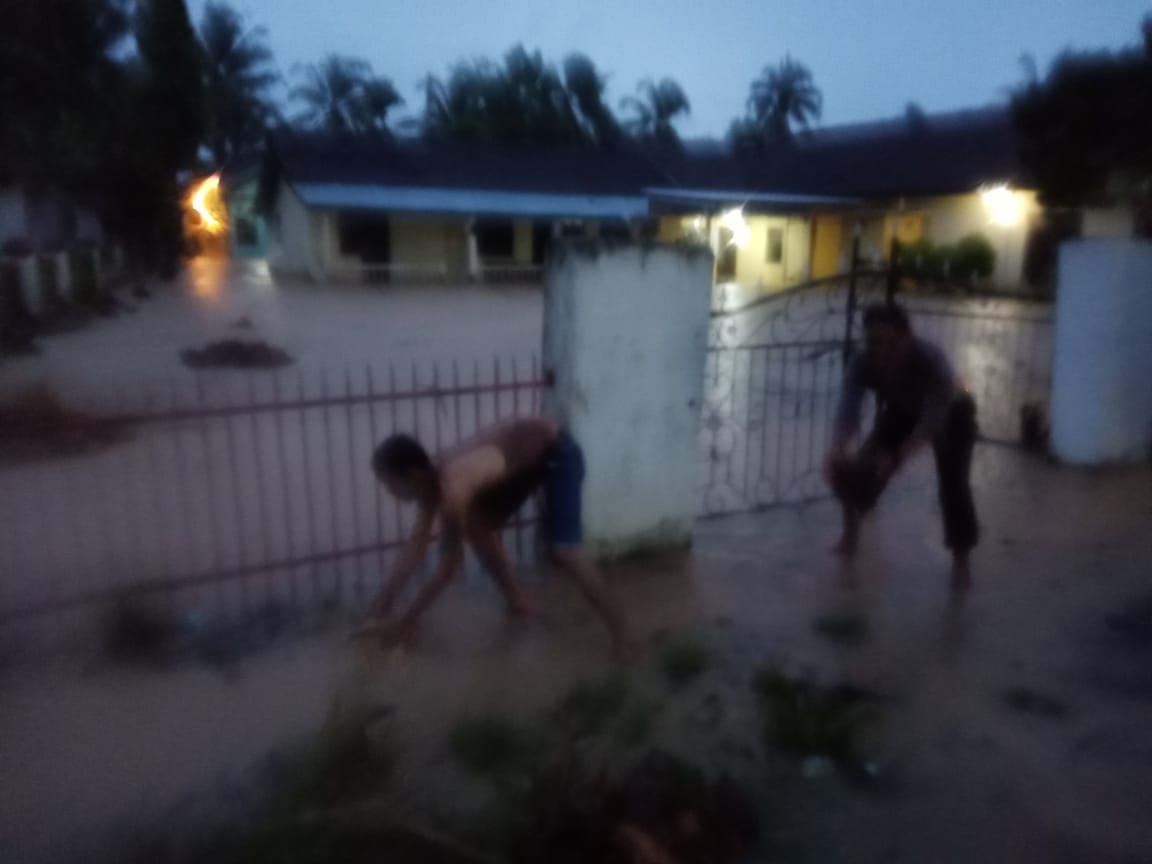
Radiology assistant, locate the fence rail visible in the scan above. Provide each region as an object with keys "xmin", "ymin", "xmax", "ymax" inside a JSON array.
[
  {"xmin": 0, "ymin": 357, "xmax": 545, "ymax": 625},
  {"xmin": 700, "ymin": 340, "xmax": 845, "ymax": 517}
]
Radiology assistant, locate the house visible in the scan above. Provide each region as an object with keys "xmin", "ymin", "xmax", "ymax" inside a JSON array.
[{"xmin": 257, "ymin": 106, "xmax": 1075, "ymax": 295}]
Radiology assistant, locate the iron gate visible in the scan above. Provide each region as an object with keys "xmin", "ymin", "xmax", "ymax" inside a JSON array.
[{"xmin": 699, "ymin": 257, "xmax": 1053, "ymax": 517}]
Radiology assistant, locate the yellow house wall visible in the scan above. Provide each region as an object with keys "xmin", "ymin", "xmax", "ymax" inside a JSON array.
[{"xmin": 735, "ymin": 215, "xmax": 811, "ymax": 291}]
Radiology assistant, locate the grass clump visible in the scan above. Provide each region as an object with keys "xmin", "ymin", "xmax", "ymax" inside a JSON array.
[
  {"xmin": 752, "ymin": 666, "xmax": 879, "ymax": 765},
  {"xmin": 103, "ymin": 593, "xmax": 180, "ymax": 665},
  {"xmin": 659, "ymin": 635, "xmax": 711, "ymax": 688},
  {"xmin": 812, "ymin": 611, "xmax": 870, "ymax": 647},
  {"xmin": 551, "ymin": 672, "xmax": 632, "ymax": 740},
  {"xmin": 449, "ymin": 712, "xmax": 534, "ymax": 777}
]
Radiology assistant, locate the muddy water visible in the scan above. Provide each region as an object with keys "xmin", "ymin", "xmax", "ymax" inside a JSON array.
[{"xmin": 2, "ymin": 447, "xmax": 1151, "ymax": 863}]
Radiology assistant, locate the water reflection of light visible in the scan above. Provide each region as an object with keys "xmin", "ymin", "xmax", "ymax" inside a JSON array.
[{"xmin": 188, "ymin": 255, "xmax": 228, "ymax": 300}]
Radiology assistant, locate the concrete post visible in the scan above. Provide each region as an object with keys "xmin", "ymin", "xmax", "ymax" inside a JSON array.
[
  {"xmin": 16, "ymin": 257, "xmax": 40, "ymax": 315},
  {"xmin": 1051, "ymin": 240, "xmax": 1152, "ymax": 465},
  {"xmin": 543, "ymin": 241, "xmax": 714, "ymax": 556},
  {"xmin": 53, "ymin": 251, "xmax": 71, "ymax": 300}
]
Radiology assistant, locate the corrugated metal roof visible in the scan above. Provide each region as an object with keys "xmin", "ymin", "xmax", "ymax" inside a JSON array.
[{"xmin": 294, "ymin": 182, "xmax": 649, "ymax": 219}]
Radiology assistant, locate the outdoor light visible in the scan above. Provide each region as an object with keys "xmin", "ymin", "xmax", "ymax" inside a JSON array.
[
  {"xmin": 980, "ymin": 184, "xmax": 1021, "ymax": 227},
  {"xmin": 720, "ymin": 207, "xmax": 751, "ymax": 248},
  {"xmin": 189, "ymin": 173, "xmax": 227, "ymax": 234}
]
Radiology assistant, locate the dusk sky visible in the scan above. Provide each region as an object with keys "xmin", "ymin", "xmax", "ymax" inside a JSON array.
[{"xmin": 201, "ymin": 0, "xmax": 1150, "ymax": 135}]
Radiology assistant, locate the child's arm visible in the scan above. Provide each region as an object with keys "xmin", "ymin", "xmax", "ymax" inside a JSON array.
[{"xmin": 369, "ymin": 504, "xmax": 435, "ymax": 618}]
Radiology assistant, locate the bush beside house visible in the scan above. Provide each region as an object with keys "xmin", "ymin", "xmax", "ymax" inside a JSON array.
[{"xmin": 902, "ymin": 232, "xmax": 996, "ymax": 286}]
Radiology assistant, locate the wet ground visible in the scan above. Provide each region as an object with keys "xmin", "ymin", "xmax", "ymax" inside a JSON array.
[
  {"xmin": 0, "ymin": 259, "xmax": 543, "ymax": 403},
  {"xmin": 2, "ymin": 446, "xmax": 1151, "ymax": 862}
]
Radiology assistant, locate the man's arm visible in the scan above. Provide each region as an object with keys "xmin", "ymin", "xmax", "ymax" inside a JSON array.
[
  {"xmin": 371, "ymin": 505, "xmax": 435, "ymax": 618},
  {"xmin": 391, "ymin": 511, "xmax": 466, "ymax": 635}
]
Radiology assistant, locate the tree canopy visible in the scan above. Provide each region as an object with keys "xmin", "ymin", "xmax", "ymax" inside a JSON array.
[
  {"xmin": 199, "ymin": 2, "xmax": 279, "ymax": 164},
  {"xmin": 290, "ymin": 55, "xmax": 403, "ymax": 135},
  {"xmin": 620, "ymin": 78, "xmax": 691, "ymax": 149},
  {"xmin": 729, "ymin": 57, "xmax": 822, "ymax": 152},
  {"xmin": 1012, "ymin": 17, "xmax": 1152, "ymax": 210}
]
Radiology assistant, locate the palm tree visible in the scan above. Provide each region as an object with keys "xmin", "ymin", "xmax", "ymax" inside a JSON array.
[
  {"xmin": 350, "ymin": 78, "xmax": 404, "ymax": 134},
  {"xmin": 290, "ymin": 55, "xmax": 403, "ymax": 135},
  {"xmin": 563, "ymin": 53, "xmax": 621, "ymax": 148},
  {"xmin": 422, "ymin": 47, "xmax": 586, "ymax": 147},
  {"xmin": 750, "ymin": 57, "xmax": 822, "ymax": 138},
  {"xmin": 621, "ymin": 78, "xmax": 690, "ymax": 147},
  {"xmin": 746, "ymin": 56, "xmax": 822, "ymax": 143},
  {"xmin": 199, "ymin": 2, "xmax": 278, "ymax": 164}
]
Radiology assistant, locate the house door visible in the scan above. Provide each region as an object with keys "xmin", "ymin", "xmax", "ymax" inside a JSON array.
[{"xmin": 810, "ymin": 214, "xmax": 843, "ymax": 279}]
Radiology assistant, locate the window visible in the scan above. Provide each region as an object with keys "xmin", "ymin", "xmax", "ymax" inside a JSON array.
[
  {"xmin": 766, "ymin": 226, "xmax": 784, "ymax": 264},
  {"xmin": 475, "ymin": 219, "xmax": 515, "ymax": 258},
  {"xmin": 716, "ymin": 227, "xmax": 737, "ymax": 280}
]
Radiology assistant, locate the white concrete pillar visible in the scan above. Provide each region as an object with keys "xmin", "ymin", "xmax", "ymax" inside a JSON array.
[
  {"xmin": 1051, "ymin": 240, "xmax": 1152, "ymax": 465},
  {"xmin": 544, "ymin": 242, "xmax": 714, "ymax": 556}
]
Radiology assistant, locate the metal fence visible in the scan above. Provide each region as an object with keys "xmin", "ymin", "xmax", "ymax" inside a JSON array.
[
  {"xmin": 700, "ymin": 268, "xmax": 1054, "ymax": 515},
  {"xmin": 699, "ymin": 340, "xmax": 844, "ymax": 517},
  {"xmin": 0, "ymin": 358, "xmax": 545, "ymax": 626}
]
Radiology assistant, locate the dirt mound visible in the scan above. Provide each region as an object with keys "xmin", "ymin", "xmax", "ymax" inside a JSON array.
[
  {"xmin": 0, "ymin": 386, "xmax": 130, "ymax": 463},
  {"xmin": 180, "ymin": 339, "xmax": 293, "ymax": 369}
]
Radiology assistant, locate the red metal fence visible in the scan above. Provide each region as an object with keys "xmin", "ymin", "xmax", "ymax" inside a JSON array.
[{"xmin": 0, "ymin": 357, "xmax": 545, "ymax": 626}]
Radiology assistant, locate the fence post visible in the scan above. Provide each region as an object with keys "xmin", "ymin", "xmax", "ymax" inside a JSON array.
[
  {"xmin": 842, "ymin": 235, "xmax": 861, "ymax": 367},
  {"xmin": 885, "ymin": 236, "xmax": 901, "ymax": 305},
  {"xmin": 544, "ymin": 241, "xmax": 713, "ymax": 557}
]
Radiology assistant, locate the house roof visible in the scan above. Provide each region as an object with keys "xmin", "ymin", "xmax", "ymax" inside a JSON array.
[{"xmin": 261, "ymin": 106, "xmax": 1025, "ymax": 217}]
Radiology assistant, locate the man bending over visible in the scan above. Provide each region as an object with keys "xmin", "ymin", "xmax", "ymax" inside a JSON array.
[
  {"xmin": 363, "ymin": 417, "xmax": 631, "ymax": 655},
  {"xmin": 825, "ymin": 303, "xmax": 980, "ymax": 588}
]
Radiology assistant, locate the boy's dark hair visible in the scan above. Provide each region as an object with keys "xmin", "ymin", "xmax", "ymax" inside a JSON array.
[
  {"xmin": 862, "ymin": 303, "xmax": 911, "ymax": 333},
  {"xmin": 373, "ymin": 434, "xmax": 433, "ymax": 477}
]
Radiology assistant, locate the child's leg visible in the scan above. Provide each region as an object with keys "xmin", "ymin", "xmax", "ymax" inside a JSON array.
[
  {"xmin": 550, "ymin": 546, "xmax": 631, "ymax": 654},
  {"xmin": 468, "ymin": 525, "xmax": 530, "ymax": 615}
]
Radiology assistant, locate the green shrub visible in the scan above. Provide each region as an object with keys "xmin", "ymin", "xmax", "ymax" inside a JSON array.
[
  {"xmin": 901, "ymin": 233, "xmax": 996, "ymax": 284},
  {"xmin": 450, "ymin": 712, "xmax": 534, "ymax": 776},
  {"xmin": 951, "ymin": 233, "xmax": 997, "ymax": 282},
  {"xmin": 551, "ymin": 673, "xmax": 632, "ymax": 740},
  {"xmin": 901, "ymin": 238, "xmax": 947, "ymax": 280},
  {"xmin": 659, "ymin": 635, "xmax": 711, "ymax": 688},
  {"xmin": 752, "ymin": 667, "xmax": 879, "ymax": 763}
]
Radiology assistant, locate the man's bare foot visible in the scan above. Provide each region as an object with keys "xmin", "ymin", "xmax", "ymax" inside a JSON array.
[{"xmin": 950, "ymin": 553, "xmax": 973, "ymax": 591}]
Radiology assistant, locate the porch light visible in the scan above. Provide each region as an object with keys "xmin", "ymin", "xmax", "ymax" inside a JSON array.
[
  {"xmin": 720, "ymin": 207, "xmax": 750, "ymax": 248},
  {"xmin": 980, "ymin": 184, "xmax": 1021, "ymax": 227}
]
